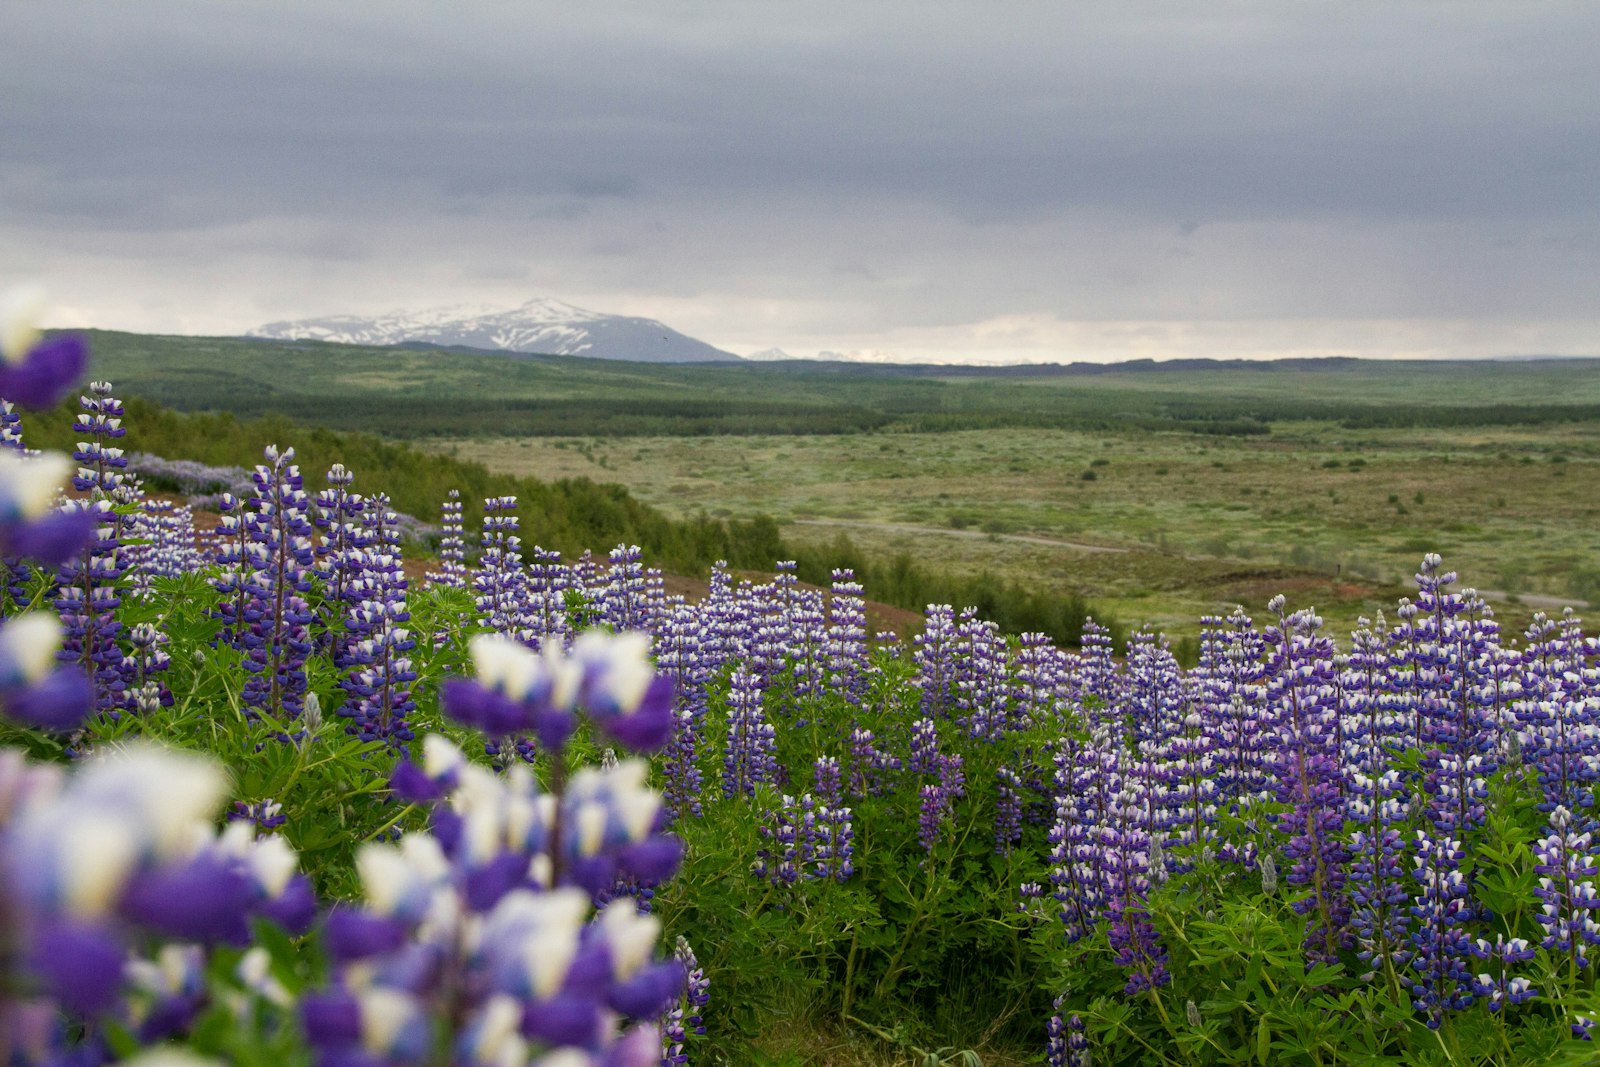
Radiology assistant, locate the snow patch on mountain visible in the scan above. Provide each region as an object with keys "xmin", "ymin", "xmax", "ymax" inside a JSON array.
[{"xmin": 252, "ymin": 298, "xmax": 740, "ymax": 364}]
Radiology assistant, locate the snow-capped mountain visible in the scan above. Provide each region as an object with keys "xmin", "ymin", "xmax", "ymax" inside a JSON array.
[
  {"xmin": 815, "ymin": 348, "xmax": 920, "ymax": 364},
  {"xmin": 252, "ymin": 298, "xmax": 740, "ymax": 363},
  {"xmin": 744, "ymin": 347, "xmax": 797, "ymax": 361}
]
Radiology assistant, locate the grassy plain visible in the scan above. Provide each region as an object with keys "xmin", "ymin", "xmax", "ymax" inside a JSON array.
[
  {"xmin": 425, "ymin": 421, "xmax": 1600, "ymax": 643},
  {"xmin": 78, "ymin": 329, "xmax": 1600, "ymax": 643}
]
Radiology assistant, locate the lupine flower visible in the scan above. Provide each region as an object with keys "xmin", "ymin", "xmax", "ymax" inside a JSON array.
[
  {"xmin": 473, "ymin": 496, "xmax": 528, "ymax": 636},
  {"xmin": 336, "ymin": 735, "xmax": 683, "ymax": 1064},
  {"xmin": 1045, "ymin": 1001, "xmax": 1088, "ymax": 1067},
  {"xmin": 913, "ymin": 604, "xmax": 959, "ymax": 718},
  {"xmin": 823, "ymin": 569, "xmax": 869, "ymax": 698},
  {"xmin": 722, "ymin": 668, "xmax": 776, "ymax": 798},
  {"xmin": 908, "ymin": 717, "xmax": 941, "ymax": 775},
  {"xmin": 995, "ymin": 766, "xmax": 1024, "ymax": 855},
  {"xmin": 0, "ymin": 744, "xmax": 311, "ymax": 1020},
  {"xmin": 0, "ymin": 451, "xmax": 93, "ymax": 569},
  {"xmin": 660, "ymin": 936, "xmax": 709, "ymax": 1066},
  {"xmin": 238, "ymin": 445, "xmax": 316, "ymax": 725},
  {"xmin": 1532, "ymin": 805, "xmax": 1600, "ymax": 968},
  {"xmin": 1406, "ymin": 831, "xmax": 1479, "ymax": 1028},
  {"xmin": 0, "ymin": 286, "xmax": 88, "ymax": 409},
  {"xmin": 0, "ymin": 613, "xmax": 93, "ymax": 731},
  {"xmin": 425, "ymin": 488, "xmax": 468, "ymax": 589},
  {"xmin": 953, "ymin": 608, "xmax": 1008, "ymax": 740},
  {"xmin": 1472, "ymin": 935, "xmax": 1536, "ymax": 1012},
  {"xmin": 1263, "ymin": 597, "xmax": 1349, "ymax": 964},
  {"xmin": 846, "ymin": 726, "xmax": 899, "ymax": 798},
  {"xmin": 442, "ymin": 631, "xmax": 673, "ymax": 754}
]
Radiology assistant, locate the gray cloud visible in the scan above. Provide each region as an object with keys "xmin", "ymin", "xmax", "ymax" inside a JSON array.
[{"xmin": 2, "ymin": 1, "xmax": 1598, "ymax": 361}]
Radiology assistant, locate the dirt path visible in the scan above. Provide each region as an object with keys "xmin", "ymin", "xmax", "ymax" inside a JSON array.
[
  {"xmin": 792, "ymin": 517, "xmax": 1130, "ymax": 554},
  {"xmin": 1476, "ymin": 589, "xmax": 1590, "ymax": 613}
]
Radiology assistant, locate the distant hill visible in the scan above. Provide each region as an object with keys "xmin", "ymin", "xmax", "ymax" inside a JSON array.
[
  {"xmin": 252, "ymin": 297, "xmax": 741, "ymax": 364},
  {"xmin": 59, "ymin": 328, "xmax": 1600, "ymax": 440}
]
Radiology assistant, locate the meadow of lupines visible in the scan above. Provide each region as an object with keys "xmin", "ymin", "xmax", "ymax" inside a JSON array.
[{"xmin": 3, "ymin": 300, "xmax": 1600, "ymax": 1065}]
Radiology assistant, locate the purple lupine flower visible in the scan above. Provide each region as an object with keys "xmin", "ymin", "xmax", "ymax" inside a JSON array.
[
  {"xmin": 0, "ymin": 613, "xmax": 93, "ymax": 731},
  {"xmin": 0, "ymin": 400, "xmax": 23, "ymax": 453},
  {"xmin": 1, "ymin": 744, "xmax": 312, "ymax": 1022},
  {"xmin": 121, "ymin": 622, "xmax": 173, "ymax": 711},
  {"xmin": 917, "ymin": 782, "xmax": 951, "ymax": 853},
  {"xmin": 122, "ymin": 498, "xmax": 203, "ymax": 593},
  {"xmin": 954, "ymin": 608, "xmax": 1008, "ymax": 741},
  {"xmin": 0, "ymin": 287, "xmax": 88, "ymax": 409},
  {"xmin": 230, "ymin": 797, "xmax": 288, "ymax": 832},
  {"xmin": 1472, "ymin": 934, "xmax": 1536, "ymax": 1012},
  {"xmin": 209, "ymin": 490, "xmax": 252, "ymax": 647},
  {"xmin": 1518, "ymin": 610, "xmax": 1600, "ymax": 824},
  {"xmin": 908, "ymin": 717, "xmax": 941, "ymax": 775},
  {"xmin": 755, "ymin": 794, "xmax": 805, "ymax": 887},
  {"xmin": 1346, "ymin": 771, "xmax": 1413, "ymax": 983},
  {"xmin": 338, "ymin": 494, "xmax": 417, "ymax": 745},
  {"xmin": 995, "ymin": 766, "xmax": 1024, "ymax": 855},
  {"xmin": 239, "ymin": 445, "xmax": 316, "ymax": 725},
  {"xmin": 1406, "ymin": 831, "xmax": 1479, "ymax": 1028},
  {"xmin": 1264, "ymin": 596, "xmax": 1349, "ymax": 964},
  {"xmin": 444, "ymin": 631, "xmax": 675, "ymax": 756},
  {"xmin": 334, "ymin": 748, "xmax": 684, "ymax": 1062},
  {"xmin": 656, "ymin": 605, "xmax": 710, "ymax": 822},
  {"xmin": 0, "ymin": 451, "xmax": 96, "ymax": 576},
  {"xmin": 54, "ymin": 381, "xmax": 133, "ymax": 714},
  {"xmin": 1048, "ymin": 737, "xmax": 1118, "ymax": 942},
  {"xmin": 1104, "ymin": 783, "xmax": 1169, "ymax": 995},
  {"xmin": 1046, "ymin": 1000, "xmax": 1088, "ymax": 1067},
  {"xmin": 660, "ymin": 935, "xmax": 709, "ymax": 1065},
  {"xmin": 472, "ymin": 495, "xmax": 527, "ymax": 636},
  {"xmin": 822, "ymin": 800, "xmax": 855, "ymax": 882},
  {"xmin": 601, "ymin": 543, "xmax": 648, "ymax": 633},
  {"xmin": 312, "ymin": 462, "xmax": 370, "ymax": 650},
  {"xmin": 1532, "ymin": 805, "xmax": 1600, "ymax": 968},
  {"xmin": 914, "ymin": 604, "xmax": 959, "ymax": 719},
  {"xmin": 847, "ymin": 726, "xmax": 900, "ymax": 798},
  {"xmin": 425, "ymin": 488, "xmax": 468, "ymax": 589},
  {"xmin": 1074, "ymin": 617, "xmax": 1122, "ymax": 724},
  {"xmin": 1013, "ymin": 631, "xmax": 1069, "ymax": 730},
  {"xmin": 824, "ymin": 569, "xmax": 870, "ymax": 698},
  {"xmin": 722, "ymin": 668, "xmax": 776, "ymax": 798},
  {"xmin": 813, "ymin": 756, "xmax": 843, "ymax": 810},
  {"xmin": 524, "ymin": 544, "xmax": 571, "ymax": 646},
  {"xmin": 1194, "ymin": 608, "xmax": 1270, "ymax": 862}
]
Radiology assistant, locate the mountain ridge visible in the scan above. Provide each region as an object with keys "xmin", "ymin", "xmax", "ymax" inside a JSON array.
[{"xmin": 252, "ymin": 297, "xmax": 741, "ymax": 363}]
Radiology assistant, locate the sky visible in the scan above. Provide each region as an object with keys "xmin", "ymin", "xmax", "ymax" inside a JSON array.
[{"xmin": 4, "ymin": 2, "xmax": 1599, "ymax": 364}]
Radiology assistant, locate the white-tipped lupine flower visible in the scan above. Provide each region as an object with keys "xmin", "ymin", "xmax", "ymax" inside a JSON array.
[
  {"xmin": 0, "ymin": 613, "xmax": 63, "ymax": 689},
  {"xmin": 0, "ymin": 285, "xmax": 46, "ymax": 364},
  {"xmin": 0, "ymin": 450, "xmax": 72, "ymax": 521},
  {"xmin": 357, "ymin": 835, "xmax": 450, "ymax": 921},
  {"xmin": 598, "ymin": 900, "xmax": 661, "ymax": 981},
  {"xmin": 481, "ymin": 888, "xmax": 589, "ymax": 999},
  {"xmin": 358, "ymin": 987, "xmax": 431, "ymax": 1059},
  {"xmin": 471, "ymin": 634, "xmax": 543, "ymax": 701}
]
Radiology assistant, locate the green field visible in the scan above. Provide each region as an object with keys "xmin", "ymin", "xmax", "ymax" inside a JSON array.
[
  {"xmin": 423, "ymin": 421, "xmax": 1599, "ymax": 643},
  {"xmin": 81, "ymin": 329, "xmax": 1600, "ymax": 643}
]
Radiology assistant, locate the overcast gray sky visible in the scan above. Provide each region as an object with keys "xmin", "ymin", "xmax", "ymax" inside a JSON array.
[{"xmin": 4, "ymin": 2, "xmax": 1598, "ymax": 363}]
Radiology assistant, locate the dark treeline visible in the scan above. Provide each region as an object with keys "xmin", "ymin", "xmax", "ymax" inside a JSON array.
[
  {"xmin": 22, "ymin": 396, "xmax": 1123, "ymax": 648},
  {"xmin": 151, "ymin": 391, "xmax": 1600, "ymax": 441}
]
